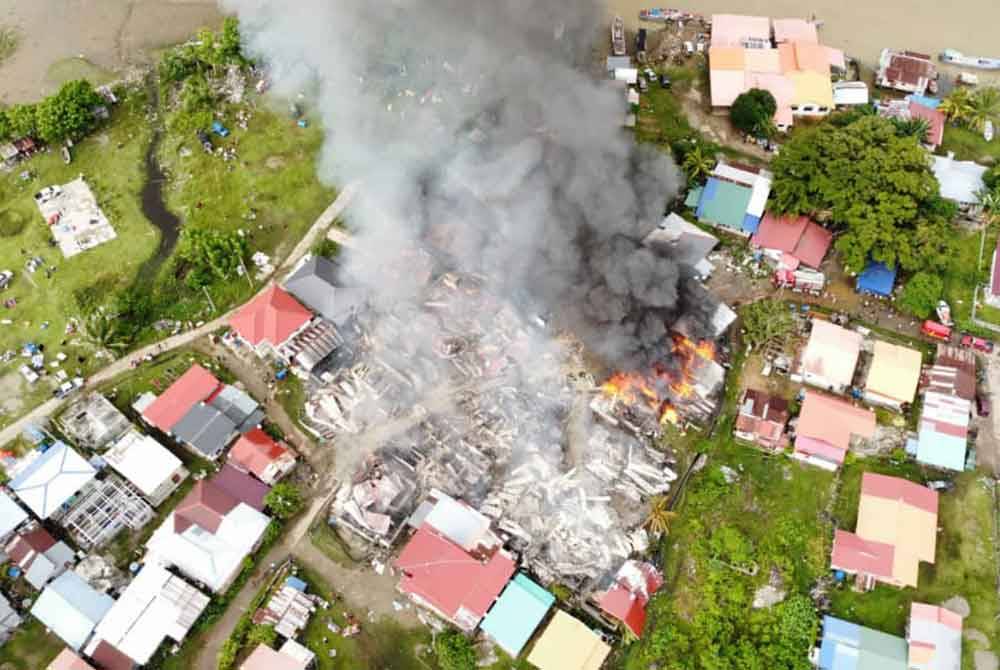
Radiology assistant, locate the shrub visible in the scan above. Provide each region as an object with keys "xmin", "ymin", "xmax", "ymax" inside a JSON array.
[
  {"xmin": 730, "ymin": 88, "xmax": 777, "ymax": 137},
  {"xmin": 434, "ymin": 630, "xmax": 476, "ymax": 670},
  {"xmin": 898, "ymin": 272, "xmax": 944, "ymax": 319},
  {"xmin": 0, "ymin": 208, "xmax": 27, "ymax": 237}
]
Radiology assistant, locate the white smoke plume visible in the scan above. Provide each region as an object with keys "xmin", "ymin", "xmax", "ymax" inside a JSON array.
[{"xmin": 221, "ymin": 0, "xmax": 706, "ymax": 370}]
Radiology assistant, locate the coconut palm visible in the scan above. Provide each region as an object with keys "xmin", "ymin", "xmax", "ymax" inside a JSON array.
[
  {"xmin": 645, "ymin": 495, "xmax": 677, "ymax": 536},
  {"xmin": 892, "ymin": 117, "xmax": 931, "ymax": 142},
  {"xmin": 968, "ymin": 87, "xmax": 1000, "ymax": 132},
  {"xmin": 938, "ymin": 88, "xmax": 973, "ymax": 125},
  {"xmin": 978, "ymin": 187, "xmax": 1000, "ymax": 226},
  {"xmin": 681, "ymin": 145, "xmax": 716, "ymax": 185},
  {"xmin": 81, "ymin": 311, "xmax": 128, "ymax": 358}
]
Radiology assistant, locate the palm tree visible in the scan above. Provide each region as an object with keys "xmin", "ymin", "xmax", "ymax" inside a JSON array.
[
  {"xmin": 681, "ymin": 145, "xmax": 716, "ymax": 185},
  {"xmin": 892, "ymin": 117, "xmax": 931, "ymax": 142},
  {"xmin": 938, "ymin": 88, "xmax": 973, "ymax": 125},
  {"xmin": 968, "ymin": 87, "xmax": 1000, "ymax": 132},
  {"xmin": 645, "ymin": 495, "xmax": 677, "ymax": 536},
  {"xmin": 978, "ymin": 187, "xmax": 1000, "ymax": 226},
  {"xmin": 81, "ymin": 311, "xmax": 128, "ymax": 358}
]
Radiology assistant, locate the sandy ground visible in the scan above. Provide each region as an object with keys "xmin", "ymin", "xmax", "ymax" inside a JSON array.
[
  {"xmin": 608, "ymin": 0, "xmax": 1000, "ymax": 79},
  {"xmin": 0, "ymin": 0, "xmax": 223, "ymax": 103}
]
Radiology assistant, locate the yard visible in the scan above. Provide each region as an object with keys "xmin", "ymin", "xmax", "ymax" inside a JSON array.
[
  {"xmin": 0, "ymin": 90, "xmax": 158, "ymax": 430},
  {"xmin": 940, "ymin": 125, "xmax": 1000, "ymax": 165},
  {"xmin": 0, "ymin": 617, "xmax": 65, "ymax": 670},
  {"xmin": 829, "ymin": 462, "xmax": 1000, "ymax": 670}
]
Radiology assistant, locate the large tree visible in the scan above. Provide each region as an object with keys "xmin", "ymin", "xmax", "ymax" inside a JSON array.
[
  {"xmin": 898, "ymin": 272, "xmax": 944, "ymax": 318},
  {"xmin": 730, "ymin": 88, "xmax": 777, "ymax": 137},
  {"xmin": 769, "ymin": 116, "xmax": 941, "ymax": 273},
  {"xmin": 35, "ymin": 80, "xmax": 104, "ymax": 143}
]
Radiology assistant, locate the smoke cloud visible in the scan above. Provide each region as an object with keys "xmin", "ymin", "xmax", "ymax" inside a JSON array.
[{"xmin": 221, "ymin": 0, "xmax": 697, "ymax": 370}]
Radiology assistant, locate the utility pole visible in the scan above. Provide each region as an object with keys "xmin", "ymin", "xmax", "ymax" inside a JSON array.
[
  {"xmin": 238, "ymin": 256, "xmax": 253, "ymax": 289},
  {"xmin": 201, "ymin": 285, "xmax": 217, "ymax": 314}
]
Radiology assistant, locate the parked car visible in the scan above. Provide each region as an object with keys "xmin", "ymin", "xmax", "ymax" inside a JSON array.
[
  {"xmin": 659, "ymin": 74, "xmax": 672, "ymax": 89},
  {"xmin": 977, "ymin": 393, "xmax": 992, "ymax": 417},
  {"xmin": 961, "ymin": 334, "xmax": 994, "ymax": 353},
  {"xmin": 926, "ymin": 480, "xmax": 955, "ymax": 493},
  {"xmin": 638, "ymin": 76, "xmax": 649, "ymax": 93},
  {"xmin": 0, "ymin": 270, "xmax": 12, "ymax": 290}
]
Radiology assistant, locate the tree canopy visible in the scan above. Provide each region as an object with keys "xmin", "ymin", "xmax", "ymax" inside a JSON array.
[
  {"xmin": 730, "ymin": 88, "xmax": 777, "ymax": 137},
  {"xmin": 898, "ymin": 272, "xmax": 944, "ymax": 318},
  {"xmin": 264, "ymin": 483, "xmax": 304, "ymax": 520},
  {"xmin": 769, "ymin": 116, "xmax": 948, "ymax": 273},
  {"xmin": 177, "ymin": 227, "xmax": 249, "ymax": 288},
  {"xmin": 741, "ymin": 299, "xmax": 794, "ymax": 349},
  {"xmin": 36, "ymin": 80, "xmax": 104, "ymax": 143}
]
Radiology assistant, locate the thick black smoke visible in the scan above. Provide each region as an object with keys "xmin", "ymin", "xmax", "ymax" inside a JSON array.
[{"xmin": 223, "ymin": 0, "xmax": 700, "ymax": 369}]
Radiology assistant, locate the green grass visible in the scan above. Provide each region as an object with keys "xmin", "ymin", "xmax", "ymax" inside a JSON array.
[
  {"xmin": 158, "ymin": 96, "xmax": 335, "ymax": 269},
  {"xmin": 830, "ymin": 465, "xmax": 1000, "ymax": 669},
  {"xmin": 0, "ymin": 618, "xmax": 64, "ymax": 669},
  {"xmin": 275, "ymin": 373, "xmax": 313, "ymax": 441},
  {"xmin": 309, "ymin": 522, "xmax": 362, "ymax": 568},
  {"xmin": 941, "ymin": 225, "xmax": 998, "ymax": 332},
  {"xmin": 0, "ymin": 91, "xmax": 158, "ymax": 429},
  {"xmin": 940, "ymin": 124, "xmax": 1000, "ymax": 164},
  {"xmin": 297, "ymin": 564, "xmax": 438, "ymax": 670}
]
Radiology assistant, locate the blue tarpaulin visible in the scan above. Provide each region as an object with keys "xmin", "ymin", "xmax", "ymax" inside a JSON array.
[
  {"xmin": 285, "ymin": 576, "xmax": 308, "ymax": 592},
  {"xmin": 856, "ymin": 261, "xmax": 896, "ymax": 297}
]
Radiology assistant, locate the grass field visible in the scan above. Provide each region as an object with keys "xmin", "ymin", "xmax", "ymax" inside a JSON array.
[
  {"xmin": 0, "ymin": 617, "xmax": 64, "ymax": 670},
  {"xmin": 0, "ymin": 90, "xmax": 158, "ymax": 428},
  {"xmin": 940, "ymin": 125, "xmax": 1000, "ymax": 164},
  {"xmin": 830, "ymin": 463, "xmax": 1000, "ymax": 670}
]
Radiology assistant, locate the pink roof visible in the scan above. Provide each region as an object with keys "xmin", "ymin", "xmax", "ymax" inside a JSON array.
[
  {"xmin": 794, "ymin": 435, "xmax": 847, "ymax": 465},
  {"xmin": 752, "ymin": 213, "xmax": 808, "ymax": 253},
  {"xmin": 47, "ymin": 650, "xmax": 96, "ymax": 670},
  {"xmin": 229, "ymin": 428, "xmax": 291, "ymax": 480},
  {"xmin": 794, "ymin": 220, "xmax": 833, "ymax": 268},
  {"xmin": 143, "ymin": 364, "xmax": 221, "ymax": 431},
  {"xmin": 827, "ymin": 47, "xmax": 846, "ymax": 70},
  {"xmin": 910, "ymin": 602, "xmax": 963, "ymax": 630},
  {"xmin": 861, "ymin": 472, "xmax": 938, "ymax": 515},
  {"xmin": 229, "ymin": 285, "xmax": 312, "ymax": 347},
  {"xmin": 174, "ymin": 480, "xmax": 238, "ymax": 534},
  {"xmin": 831, "ymin": 529, "xmax": 895, "ymax": 580},
  {"xmin": 909, "ymin": 101, "xmax": 946, "ymax": 147},
  {"xmin": 772, "ymin": 18, "xmax": 818, "ymax": 44},
  {"xmin": 797, "ymin": 391, "xmax": 876, "ymax": 452},
  {"xmin": 710, "ymin": 14, "xmax": 771, "ymax": 47},
  {"xmin": 395, "ymin": 525, "xmax": 515, "ymax": 622}
]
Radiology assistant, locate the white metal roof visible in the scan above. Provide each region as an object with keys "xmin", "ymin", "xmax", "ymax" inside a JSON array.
[
  {"xmin": 104, "ymin": 431, "xmax": 183, "ymax": 499},
  {"xmin": 424, "ymin": 490, "xmax": 496, "ymax": 552},
  {"xmin": 145, "ymin": 503, "xmax": 269, "ymax": 593},
  {"xmin": 9, "ymin": 443, "xmax": 96, "ymax": 519},
  {"xmin": 0, "ymin": 491, "xmax": 28, "ymax": 538},
  {"xmin": 87, "ymin": 563, "xmax": 209, "ymax": 665},
  {"xmin": 832, "ymin": 81, "xmax": 870, "ymax": 106},
  {"xmin": 933, "ymin": 155, "xmax": 987, "ymax": 204},
  {"xmin": 31, "ymin": 571, "xmax": 114, "ymax": 650}
]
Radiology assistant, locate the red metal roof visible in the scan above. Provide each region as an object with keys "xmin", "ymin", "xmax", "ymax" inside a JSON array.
[
  {"xmin": 752, "ymin": 213, "xmax": 831, "ymax": 268},
  {"xmin": 599, "ymin": 586, "xmax": 647, "ymax": 638},
  {"xmin": 229, "ymin": 285, "xmax": 312, "ymax": 347},
  {"xmin": 174, "ymin": 480, "xmax": 239, "ymax": 534},
  {"xmin": 212, "ymin": 464, "xmax": 271, "ymax": 511},
  {"xmin": 830, "ymin": 529, "xmax": 895, "ymax": 580},
  {"xmin": 229, "ymin": 428, "xmax": 290, "ymax": 480},
  {"xmin": 861, "ymin": 473, "xmax": 938, "ymax": 515},
  {"xmin": 90, "ymin": 640, "xmax": 134, "ymax": 670},
  {"xmin": 395, "ymin": 525, "xmax": 515, "ymax": 622},
  {"xmin": 142, "ymin": 364, "xmax": 221, "ymax": 432},
  {"xmin": 6, "ymin": 527, "xmax": 56, "ymax": 566},
  {"xmin": 908, "ymin": 102, "xmax": 945, "ymax": 147}
]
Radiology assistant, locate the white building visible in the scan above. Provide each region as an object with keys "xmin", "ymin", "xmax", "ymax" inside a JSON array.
[{"xmin": 104, "ymin": 430, "xmax": 189, "ymax": 506}]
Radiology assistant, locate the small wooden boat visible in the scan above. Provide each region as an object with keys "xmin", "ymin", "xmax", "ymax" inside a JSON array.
[
  {"xmin": 940, "ymin": 48, "xmax": 1000, "ymax": 70},
  {"xmin": 612, "ymin": 16, "xmax": 626, "ymax": 56}
]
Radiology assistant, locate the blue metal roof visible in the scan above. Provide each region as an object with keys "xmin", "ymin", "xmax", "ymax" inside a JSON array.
[
  {"xmin": 480, "ymin": 574, "xmax": 555, "ymax": 658},
  {"xmin": 285, "ymin": 576, "xmax": 308, "ymax": 592},
  {"xmin": 909, "ymin": 94, "xmax": 940, "ymax": 109},
  {"xmin": 916, "ymin": 426, "xmax": 967, "ymax": 471},
  {"xmin": 857, "ymin": 261, "xmax": 896, "ymax": 297}
]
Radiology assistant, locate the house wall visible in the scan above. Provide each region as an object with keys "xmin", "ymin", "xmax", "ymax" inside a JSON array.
[
  {"xmin": 862, "ymin": 390, "xmax": 904, "ymax": 411},
  {"xmin": 790, "ymin": 450, "xmax": 839, "ymax": 472},
  {"xmin": 146, "ymin": 465, "xmax": 190, "ymax": 507},
  {"xmin": 803, "ymin": 371, "xmax": 849, "ymax": 395}
]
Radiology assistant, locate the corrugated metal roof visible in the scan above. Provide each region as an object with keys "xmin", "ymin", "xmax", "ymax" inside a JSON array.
[
  {"xmin": 481, "ymin": 574, "xmax": 554, "ymax": 656},
  {"xmin": 527, "ymin": 610, "xmax": 610, "ymax": 670},
  {"xmin": 9, "ymin": 443, "xmax": 97, "ymax": 519},
  {"xmin": 865, "ymin": 341, "xmax": 922, "ymax": 405},
  {"xmin": 31, "ymin": 571, "xmax": 114, "ymax": 650}
]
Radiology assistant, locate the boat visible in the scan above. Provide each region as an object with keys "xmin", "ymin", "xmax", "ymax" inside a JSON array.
[
  {"xmin": 639, "ymin": 8, "xmax": 693, "ymax": 23},
  {"xmin": 939, "ymin": 48, "xmax": 1000, "ymax": 70},
  {"xmin": 986, "ymin": 120, "xmax": 995, "ymax": 142},
  {"xmin": 612, "ymin": 16, "xmax": 626, "ymax": 56},
  {"xmin": 936, "ymin": 300, "xmax": 953, "ymax": 327}
]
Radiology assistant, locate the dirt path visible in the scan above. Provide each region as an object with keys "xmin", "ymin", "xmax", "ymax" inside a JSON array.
[{"xmin": 0, "ymin": 182, "xmax": 358, "ymax": 450}]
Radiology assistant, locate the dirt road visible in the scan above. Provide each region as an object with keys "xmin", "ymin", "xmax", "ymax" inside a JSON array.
[{"xmin": 0, "ymin": 182, "xmax": 358, "ymax": 450}]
